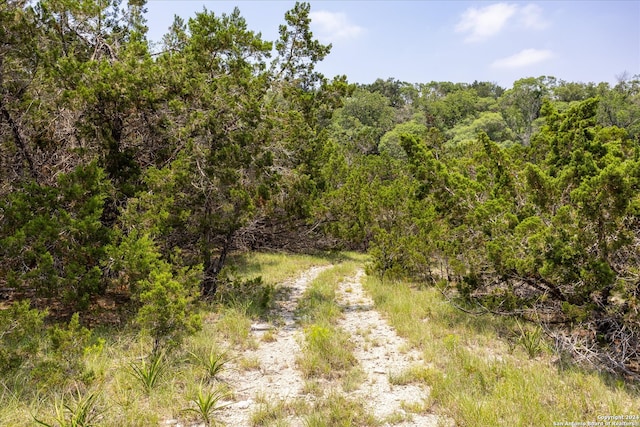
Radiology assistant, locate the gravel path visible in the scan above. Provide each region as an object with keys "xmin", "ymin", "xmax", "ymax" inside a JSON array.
[
  {"xmin": 216, "ymin": 265, "xmax": 330, "ymax": 427},
  {"xmin": 213, "ymin": 265, "xmax": 440, "ymax": 427},
  {"xmin": 336, "ymin": 270, "xmax": 439, "ymax": 427}
]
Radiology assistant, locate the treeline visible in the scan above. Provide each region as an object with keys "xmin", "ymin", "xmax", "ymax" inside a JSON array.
[
  {"xmin": 1, "ymin": 0, "xmax": 640, "ymax": 378},
  {"xmin": 324, "ymin": 77, "xmax": 640, "ymax": 378}
]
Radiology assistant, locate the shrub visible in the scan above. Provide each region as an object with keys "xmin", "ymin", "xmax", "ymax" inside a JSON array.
[
  {"xmin": 0, "ymin": 301, "xmax": 46, "ymax": 374},
  {"xmin": 136, "ymin": 264, "xmax": 202, "ymax": 354}
]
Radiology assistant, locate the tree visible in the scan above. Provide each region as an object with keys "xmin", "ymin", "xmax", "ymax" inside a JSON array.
[
  {"xmin": 0, "ymin": 163, "xmax": 112, "ymax": 309},
  {"xmin": 330, "ymin": 89, "xmax": 395, "ymax": 156},
  {"xmin": 379, "ymin": 119, "xmax": 429, "ymax": 160},
  {"xmin": 499, "ymin": 76, "xmax": 554, "ymax": 145},
  {"xmin": 597, "ymin": 75, "xmax": 640, "ymax": 139}
]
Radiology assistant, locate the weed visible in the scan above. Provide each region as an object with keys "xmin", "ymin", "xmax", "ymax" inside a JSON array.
[
  {"xmin": 298, "ymin": 324, "xmax": 356, "ymax": 378},
  {"xmin": 301, "ymin": 380, "xmax": 322, "ymax": 396},
  {"xmin": 234, "ymin": 355, "xmax": 260, "ymax": 372},
  {"xmin": 400, "ymin": 399, "xmax": 431, "ymax": 414},
  {"xmin": 341, "ymin": 367, "xmax": 366, "ymax": 392},
  {"xmin": 249, "ymin": 397, "xmax": 289, "ymax": 426},
  {"xmin": 214, "ymin": 306, "xmax": 254, "ymax": 349},
  {"xmin": 302, "ymin": 392, "xmax": 378, "ymax": 427},
  {"xmin": 261, "ymin": 329, "xmax": 277, "ymax": 343},
  {"xmin": 388, "ymin": 364, "xmax": 432, "ymax": 386},
  {"xmin": 382, "ymin": 410, "xmax": 412, "ymax": 424}
]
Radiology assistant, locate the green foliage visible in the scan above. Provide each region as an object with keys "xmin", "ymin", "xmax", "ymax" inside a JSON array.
[
  {"xmin": 183, "ymin": 384, "xmax": 231, "ymax": 426},
  {"xmin": 448, "ymin": 111, "xmax": 516, "ymax": 146},
  {"xmin": 0, "ymin": 163, "xmax": 111, "ymax": 309},
  {"xmin": 214, "ymin": 274, "xmax": 276, "ymax": 318},
  {"xmin": 34, "ymin": 389, "xmax": 103, "ymax": 427},
  {"xmin": 46, "ymin": 313, "xmax": 97, "ymax": 382},
  {"xmin": 331, "ymin": 88, "xmax": 395, "ymax": 154},
  {"xmin": 0, "ymin": 301, "xmax": 46, "ymax": 373},
  {"xmin": 0, "ymin": 304, "xmax": 101, "ymax": 392},
  {"xmin": 130, "ymin": 352, "xmax": 166, "ymax": 394},
  {"xmin": 379, "ymin": 119, "xmax": 428, "ymax": 160},
  {"xmin": 136, "ymin": 263, "xmax": 202, "ymax": 354},
  {"xmin": 2, "ymin": 0, "xmax": 640, "ymax": 401}
]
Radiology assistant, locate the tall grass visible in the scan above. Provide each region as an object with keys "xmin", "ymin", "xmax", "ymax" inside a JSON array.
[
  {"xmin": 228, "ymin": 252, "xmax": 337, "ymax": 284},
  {"xmin": 362, "ymin": 275, "xmax": 640, "ymax": 426}
]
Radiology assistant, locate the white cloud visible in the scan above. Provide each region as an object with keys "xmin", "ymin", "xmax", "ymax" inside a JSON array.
[
  {"xmin": 491, "ymin": 48, "xmax": 554, "ymax": 68},
  {"xmin": 519, "ymin": 4, "xmax": 549, "ymax": 30},
  {"xmin": 456, "ymin": 3, "xmax": 549, "ymax": 42},
  {"xmin": 455, "ymin": 3, "xmax": 517, "ymax": 43},
  {"xmin": 310, "ymin": 11, "xmax": 364, "ymax": 42}
]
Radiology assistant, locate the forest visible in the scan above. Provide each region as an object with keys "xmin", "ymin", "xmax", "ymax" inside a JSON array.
[{"xmin": 1, "ymin": 0, "xmax": 640, "ymax": 424}]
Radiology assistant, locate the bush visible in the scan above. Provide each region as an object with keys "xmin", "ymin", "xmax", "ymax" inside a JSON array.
[
  {"xmin": 0, "ymin": 301, "xmax": 46, "ymax": 374},
  {"xmin": 136, "ymin": 264, "xmax": 202, "ymax": 354},
  {"xmin": 215, "ymin": 274, "xmax": 276, "ymax": 318}
]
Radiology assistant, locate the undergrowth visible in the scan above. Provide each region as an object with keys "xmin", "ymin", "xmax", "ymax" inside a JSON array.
[
  {"xmin": 0, "ymin": 252, "xmax": 334, "ymax": 426},
  {"xmin": 363, "ymin": 275, "xmax": 640, "ymax": 426}
]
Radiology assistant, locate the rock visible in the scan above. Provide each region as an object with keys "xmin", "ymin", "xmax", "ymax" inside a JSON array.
[
  {"xmin": 236, "ymin": 399, "xmax": 253, "ymax": 409},
  {"xmin": 251, "ymin": 323, "xmax": 273, "ymax": 331}
]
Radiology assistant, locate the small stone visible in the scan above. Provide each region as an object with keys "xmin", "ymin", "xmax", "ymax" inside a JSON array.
[
  {"xmin": 251, "ymin": 323, "xmax": 273, "ymax": 331},
  {"xmin": 374, "ymin": 368, "xmax": 386, "ymax": 374},
  {"xmin": 236, "ymin": 399, "xmax": 253, "ymax": 409}
]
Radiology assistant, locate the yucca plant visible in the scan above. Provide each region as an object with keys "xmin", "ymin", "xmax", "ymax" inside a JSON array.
[
  {"xmin": 34, "ymin": 389, "xmax": 103, "ymax": 427},
  {"xmin": 130, "ymin": 352, "xmax": 166, "ymax": 393},
  {"xmin": 189, "ymin": 347, "xmax": 231, "ymax": 381},
  {"xmin": 184, "ymin": 384, "xmax": 231, "ymax": 426},
  {"xmin": 516, "ymin": 320, "xmax": 545, "ymax": 358}
]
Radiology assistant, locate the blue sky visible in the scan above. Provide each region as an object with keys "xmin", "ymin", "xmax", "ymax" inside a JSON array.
[{"xmin": 145, "ymin": 1, "xmax": 640, "ymax": 89}]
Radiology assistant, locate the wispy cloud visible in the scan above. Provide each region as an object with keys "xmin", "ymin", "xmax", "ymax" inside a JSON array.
[
  {"xmin": 455, "ymin": 3, "xmax": 517, "ymax": 43},
  {"xmin": 310, "ymin": 11, "xmax": 364, "ymax": 42},
  {"xmin": 456, "ymin": 3, "xmax": 549, "ymax": 43},
  {"xmin": 519, "ymin": 4, "xmax": 549, "ymax": 30},
  {"xmin": 491, "ymin": 48, "xmax": 554, "ymax": 68}
]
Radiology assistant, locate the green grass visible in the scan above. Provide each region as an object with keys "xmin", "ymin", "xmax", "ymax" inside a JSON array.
[
  {"xmin": 8, "ymin": 251, "xmax": 634, "ymax": 427},
  {"xmin": 1, "ymin": 252, "xmax": 340, "ymax": 426},
  {"xmin": 302, "ymin": 392, "xmax": 379, "ymax": 427},
  {"xmin": 294, "ymin": 259, "xmax": 364, "ymax": 382},
  {"xmin": 228, "ymin": 252, "xmax": 338, "ymax": 284},
  {"xmin": 212, "ymin": 305, "xmax": 255, "ymax": 349},
  {"xmin": 362, "ymin": 275, "xmax": 640, "ymax": 426},
  {"xmin": 297, "ymin": 324, "xmax": 357, "ymax": 379}
]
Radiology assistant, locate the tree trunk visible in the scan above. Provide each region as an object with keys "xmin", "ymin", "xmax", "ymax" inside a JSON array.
[
  {"xmin": 0, "ymin": 101, "xmax": 39, "ymax": 183},
  {"xmin": 201, "ymin": 230, "xmax": 235, "ymax": 297}
]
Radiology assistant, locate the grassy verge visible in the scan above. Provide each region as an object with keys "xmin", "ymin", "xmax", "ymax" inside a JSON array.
[
  {"xmin": 362, "ymin": 275, "xmax": 640, "ymax": 426},
  {"xmin": 0, "ymin": 252, "xmax": 339, "ymax": 426}
]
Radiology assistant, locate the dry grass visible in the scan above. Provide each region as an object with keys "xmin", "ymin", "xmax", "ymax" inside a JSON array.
[{"xmin": 363, "ymin": 275, "xmax": 640, "ymax": 426}]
